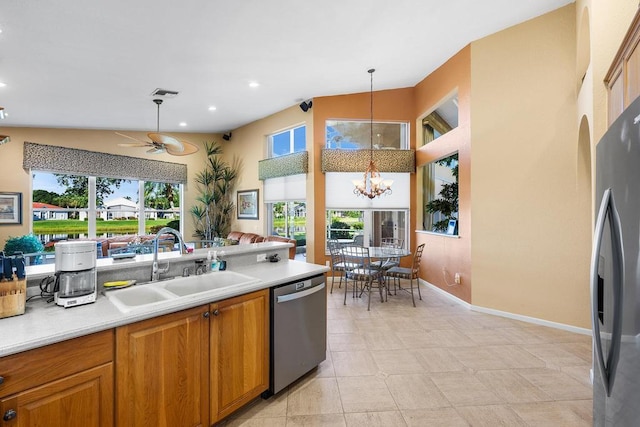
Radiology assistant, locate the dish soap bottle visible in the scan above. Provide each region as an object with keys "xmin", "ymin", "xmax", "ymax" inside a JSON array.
[{"xmin": 210, "ymin": 250, "xmax": 220, "ymax": 272}]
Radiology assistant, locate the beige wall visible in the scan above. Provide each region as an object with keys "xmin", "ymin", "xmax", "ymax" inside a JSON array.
[
  {"xmin": 224, "ymin": 105, "xmax": 315, "ymax": 260},
  {"xmin": 575, "ymin": 0, "xmax": 638, "ymax": 230},
  {"xmin": 0, "ymin": 127, "xmax": 216, "ymax": 245},
  {"xmin": 470, "ymin": 5, "xmax": 593, "ymax": 327}
]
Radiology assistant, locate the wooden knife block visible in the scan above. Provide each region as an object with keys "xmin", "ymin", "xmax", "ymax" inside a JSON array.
[{"xmin": 0, "ymin": 278, "xmax": 26, "ymax": 319}]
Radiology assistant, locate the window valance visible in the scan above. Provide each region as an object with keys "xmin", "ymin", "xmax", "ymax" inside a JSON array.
[
  {"xmin": 258, "ymin": 151, "xmax": 308, "ymax": 180},
  {"xmin": 23, "ymin": 142, "xmax": 187, "ymax": 184},
  {"xmin": 321, "ymin": 149, "xmax": 415, "ymax": 173}
]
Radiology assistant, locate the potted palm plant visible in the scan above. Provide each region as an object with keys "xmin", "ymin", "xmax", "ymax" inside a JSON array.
[{"xmin": 190, "ymin": 141, "xmax": 240, "ymax": 240}]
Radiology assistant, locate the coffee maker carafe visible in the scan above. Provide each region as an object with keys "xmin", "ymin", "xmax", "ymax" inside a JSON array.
[{"xmin": 54, "ymin": 241, "xmax": 97, "ymax": 308}]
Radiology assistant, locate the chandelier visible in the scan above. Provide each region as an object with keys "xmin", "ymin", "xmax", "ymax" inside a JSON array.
[{"xmin": 353, "ymin": 68, "xmax": 393, "ymax": 198}]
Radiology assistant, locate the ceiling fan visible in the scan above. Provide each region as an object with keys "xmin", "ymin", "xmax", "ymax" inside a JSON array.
[{"xmin": 116, "ymin": 99, "xmax": 199, "ymax": 156}]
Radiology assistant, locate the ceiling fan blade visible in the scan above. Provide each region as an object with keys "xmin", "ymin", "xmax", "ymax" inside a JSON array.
[
  {"xmin": 166, "ymin": 140, "xmax": 199, "ymax": 156},
  {"xmin": 118, "ymin": 142, "xmax": 151, "ymax": 148},
  {"xmin": 148, "ymin": 132, "xmax": 183, "ymax": 150},
  {"xmin": 115, "ymin": 132, "xmax": 148, "ymax": 144}
]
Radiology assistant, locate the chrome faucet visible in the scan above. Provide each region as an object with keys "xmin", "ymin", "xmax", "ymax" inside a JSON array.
[{"xmin": 151, "ymin": 227, "xmax": 187, "ymax": 281}]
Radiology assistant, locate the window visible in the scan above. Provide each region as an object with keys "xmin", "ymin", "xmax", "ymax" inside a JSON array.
[
  {"xmin": 267, "ymin": 201, "xmax": 306, "ymax": 255},
  {"xmin": 422, "ymin": 153, "xmax": 458, "ymax": 234},
  {"xmin": 269, "ymin": 125, "xmax": 306, "ymax": 157},
  {"xmin": 326, "ymin": 209, "xmax": 408, "ymax": 250},
  {"xmin": 143, "ymin": 181, "xmax": 180, "ymax": 222},
  {"xmin": 32, "ymin": 171, "xmax": 182, "ymax": 246},
  {"xmin": 265, "ymin": 126, "xmax": 308, "ymax": 259},
  {"xmin": 422, "ymin": 91, "xmax": 459, "ymax": 145},
  {"xmin": 326, "ymin": 120, "xmax": 408, "ymax": 149}
]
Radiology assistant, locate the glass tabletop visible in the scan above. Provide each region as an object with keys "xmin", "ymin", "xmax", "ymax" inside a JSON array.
[{"xmin": 341, "ymin": 246, "xmax": 411, "ymax": 259}]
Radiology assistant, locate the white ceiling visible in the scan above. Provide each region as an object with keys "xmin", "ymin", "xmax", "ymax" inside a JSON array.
[{"xmin": 0, "ymin": 0, "xmax": 573, "ymax": 134}]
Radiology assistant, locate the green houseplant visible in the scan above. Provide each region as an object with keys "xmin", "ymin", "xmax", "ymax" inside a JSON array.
[
  {"xmin": 3, "ymin": 234, "xmax": 46, "ymax": 264},
  {"xmin": 190, "ymin": 141, "xmax": 240, "ymax": 240}
]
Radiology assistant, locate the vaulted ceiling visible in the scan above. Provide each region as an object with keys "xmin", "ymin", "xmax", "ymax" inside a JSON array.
[{"xmin": 0, "ymin": 0, "xmax": 573, "ymax": 133}]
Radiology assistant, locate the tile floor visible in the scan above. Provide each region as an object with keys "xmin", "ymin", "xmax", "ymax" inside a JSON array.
[{"xmin": 218, "ymin": 278, "xmax": 593, "ymax": 426}]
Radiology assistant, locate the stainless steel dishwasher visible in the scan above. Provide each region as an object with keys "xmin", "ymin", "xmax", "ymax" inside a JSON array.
[{"xmin": 265, "ymin": 274, "xmax": 326, "ymax": 396}]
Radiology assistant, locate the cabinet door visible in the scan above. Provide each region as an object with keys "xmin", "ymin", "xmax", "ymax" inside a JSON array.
[
  {"xmin": 210, "ymin": 289, "xmax": 269, "ymax": 422},
  {"xmin": 115, "ymin": 306, "xmax": 210, "ymax": 427},
  {"xmin": 0, "ymin": 363, "xmax": 113, "ymax": 427}
]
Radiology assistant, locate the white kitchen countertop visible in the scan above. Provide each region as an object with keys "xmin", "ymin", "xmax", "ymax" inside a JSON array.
[{"xmin": 1, "ymin": 259, "xmax": 328, "ymax": 357}]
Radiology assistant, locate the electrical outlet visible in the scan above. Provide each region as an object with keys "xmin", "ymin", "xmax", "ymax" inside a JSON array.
[
  {"xmin": 454, "ymin": 273, "xmax": 461, "ymax": 284},
  {"xmin": 257, "ymin": 253, "xmax": 267, "ymax": 262}
]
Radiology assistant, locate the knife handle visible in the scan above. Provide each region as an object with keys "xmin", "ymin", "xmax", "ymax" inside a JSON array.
[
  {"xmin": 14, "ymin": 255, "xmax": 25, "ymax": 279},
  {"xmin": 2, "ymin": 257, "xmax": 12, "ymax": 280}
]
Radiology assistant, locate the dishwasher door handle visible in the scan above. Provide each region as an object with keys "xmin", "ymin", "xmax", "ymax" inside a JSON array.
[{"xmin": 276, "ymin": 283, "xmax": 325, "ymax": 303}]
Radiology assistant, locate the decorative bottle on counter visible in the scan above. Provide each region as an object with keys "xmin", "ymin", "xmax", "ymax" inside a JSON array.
[{"xmin": 208, "ymin": 250, "xmax": 220, "ymax": 272}]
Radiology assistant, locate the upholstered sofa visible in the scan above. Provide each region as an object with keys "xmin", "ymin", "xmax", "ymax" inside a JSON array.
[
  {"xmin": 92, "ymin": 234, "xmax": 176, "ymax": 257},
  {"xmin": 226, "ymin": 231, "xmax": 297, "ymax": 260}
]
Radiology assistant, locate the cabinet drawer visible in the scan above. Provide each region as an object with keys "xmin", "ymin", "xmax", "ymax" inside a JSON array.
[{"xmin": 0, "ymin": 330, "xmax": 114, "ymax": 396}]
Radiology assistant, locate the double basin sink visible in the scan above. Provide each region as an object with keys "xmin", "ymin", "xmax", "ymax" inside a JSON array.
[{"xmin": 105, "ymin": 271, "xmax": 261, "ymax": 313}]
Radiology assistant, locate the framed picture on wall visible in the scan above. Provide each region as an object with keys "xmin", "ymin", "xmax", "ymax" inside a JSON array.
[
  {"xmin": 237, "ymin": 189, "xmax": 259, "ymax": 220},
  {"xmin": 0, "ymin": 192, "xmax": 22, "ymax": 225},
  {"xmin": 446, "ymin": 219, "xmax": 458, "ymax": 235}
]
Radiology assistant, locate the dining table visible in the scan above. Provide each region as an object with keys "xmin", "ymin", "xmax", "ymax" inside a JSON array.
[{"xmin": 365, "ymin": 246, "xmax": 412, "ymax": 260}]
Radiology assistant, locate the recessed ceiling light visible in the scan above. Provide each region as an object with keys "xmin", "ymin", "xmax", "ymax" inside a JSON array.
[
  {"xmin": 0, "ymin": 82, "xmax": 6, "ymax": 88},
  {"xmin": 208, "ymin": 106, "xmax": 217, "ymax": 111},
  {"xmin": 249, "ymin": 81, "xmax": 259, "ymax": 88},
  {"xmin": 179, "ymin": 122, "xmax": 187, "ymax": 127}
]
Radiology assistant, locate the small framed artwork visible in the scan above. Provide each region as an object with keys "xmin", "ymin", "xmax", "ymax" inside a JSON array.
[
  {"xmin": 0, "ymin": 192, "xmax": 22, "ymax": 225},
  {"xmin": 237, "ymin": 189, "xmax": 259, "ymax": 220}
]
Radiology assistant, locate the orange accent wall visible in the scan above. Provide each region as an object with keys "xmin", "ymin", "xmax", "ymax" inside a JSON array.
[
  {"xmin": 414, "ymin": 46, "xmax": 472, "ymax": 303},
  {"xmin": 311, "ymin": 87, "xmax": 415, "ymax": 266}
]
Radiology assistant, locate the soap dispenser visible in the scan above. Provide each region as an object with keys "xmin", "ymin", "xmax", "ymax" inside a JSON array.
[{"xmin": 210, "ymin": 250, "xmax": 220, "ymax": 272}]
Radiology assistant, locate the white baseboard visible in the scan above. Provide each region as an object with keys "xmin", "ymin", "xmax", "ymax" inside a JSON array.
[{"xmin": 419, "ymin": 279, "xmax": 591, "ymax": 336}]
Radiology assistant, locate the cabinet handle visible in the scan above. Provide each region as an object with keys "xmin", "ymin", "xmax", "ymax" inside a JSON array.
[
  {"xmin": 0, "ymin": 375, "xmax": 4, "ymax": 385},
  {"xmin": 3, "ymin": 409, "xmax": 16, "ymax": 422},
  {"xmin": 203, "ymin": 311, "xmax": 210, "ymax": 318},
  {"xmin": 212, "ymin": 309, "xmax": 219, "ymax": 316}
]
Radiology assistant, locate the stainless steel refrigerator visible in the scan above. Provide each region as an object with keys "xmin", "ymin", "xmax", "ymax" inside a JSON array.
[{"xmin": 591, "ymin": 95, "xmax": 640, "ymax": 426}]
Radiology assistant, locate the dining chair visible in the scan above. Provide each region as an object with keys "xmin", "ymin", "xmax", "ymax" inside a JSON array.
[
  {"xmin": 352, "ymin": 235, "xmax": 365, "ymax": 246},
  {"xmin": 328, "ymin": 238, "xmax": 348, "ymax": 293},
  {"xmin": 371, "ymin": 237, "xmax": 404, "ymax": 271},
  {"xmin": 384, "ymin": 243, "xmax": 425, "ymax": 307},
  {"xmin": 342, "ymin": 245, "xmax": 386, "ymax": 311}
]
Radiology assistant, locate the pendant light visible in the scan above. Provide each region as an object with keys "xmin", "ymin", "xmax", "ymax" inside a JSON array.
[{"xmin": 352, "ymin": 68, "xmax": 393, "ymax": 198}]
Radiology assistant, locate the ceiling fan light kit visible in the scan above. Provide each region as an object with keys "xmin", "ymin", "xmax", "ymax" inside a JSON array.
[{"xmin": 116, "ymin": 98, "xmax": 199, "ymax": 156}]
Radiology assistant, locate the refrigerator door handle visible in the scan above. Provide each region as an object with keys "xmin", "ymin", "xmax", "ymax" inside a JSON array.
[{"xmin": 590, "ymin": 188, "xmax": 624, "ymax": 397}]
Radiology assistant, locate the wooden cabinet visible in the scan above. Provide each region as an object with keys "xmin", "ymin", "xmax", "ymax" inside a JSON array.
[
  {"xmin": 210, "ymin": 289, "xmax": 269, "ymax": 423},
  {"xmin": 115, "ymin": 288, "xmax": 270, "ymax": 426},
  {"xmin": 115, "ymin": 305, "xmax": 210, "ymax": 427},
  {"xmin": 0, "ymin": 331, "xmax": 114, "ymax": 427},
  {"xmin": 606, "ymin": 7, "xmax": 640, "ymax": 125}
]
